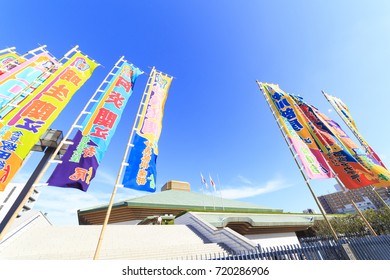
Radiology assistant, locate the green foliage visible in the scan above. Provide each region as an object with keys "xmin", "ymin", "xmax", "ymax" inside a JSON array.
[
  {"xmin": 364, "ymin": 207, "xmax": 390, "ymax": 234},
  {"xmin": 310, "ymin": 207, "xmax": 390, "ymax": 237}
]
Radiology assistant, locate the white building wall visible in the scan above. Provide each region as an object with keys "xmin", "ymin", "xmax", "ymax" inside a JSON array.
[
  {"xmin": 0, "ymin": 184, "xmax": 22, "ymax": 223},
  {"xmin": 0, "ymin": 183, "xmax": 39, "ymax": 224}
]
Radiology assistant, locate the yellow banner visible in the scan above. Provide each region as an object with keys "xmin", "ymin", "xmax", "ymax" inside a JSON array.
[
  {"xmin": 260, "ymin": 83, "xmax": 333, "ymax": 179},
  {"xmin": 0, "ymin": 52, "xmax": 98, "ymax": 191}
]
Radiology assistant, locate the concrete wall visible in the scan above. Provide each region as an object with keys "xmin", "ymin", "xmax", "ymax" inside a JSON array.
[
  {"xmin": 245, "ymin": 232, "xmax": 300, "ymax": 248},
  {"xmin": 111, "ymin": 220, "xmax": 142, "ymax": 225},
  {"xmin": 175, "ymin": 212, "xmax": 257, "ymax": 253}
]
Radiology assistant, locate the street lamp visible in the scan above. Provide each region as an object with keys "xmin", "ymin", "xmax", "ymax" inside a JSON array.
[{"xmin": 0, "ymin": 128, "xmax": 69, "ymax": 239}]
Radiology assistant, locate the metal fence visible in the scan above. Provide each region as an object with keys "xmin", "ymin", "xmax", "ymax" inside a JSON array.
[{"xmin": 195, "ymin": 234, "xmax": 390, "ymax": 260}]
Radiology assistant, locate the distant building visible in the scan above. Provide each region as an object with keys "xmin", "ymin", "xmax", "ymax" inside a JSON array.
[
  {"xmin": 77, "ymin": 180, "xmax": 284, "ymax": 225},
  {"xmin": 78, "ymin": 180, "xmax": 316, "ymax": 248},
  {"xmin": 318, "ymin": 186, "xmax": 390, "ymax": 214}
]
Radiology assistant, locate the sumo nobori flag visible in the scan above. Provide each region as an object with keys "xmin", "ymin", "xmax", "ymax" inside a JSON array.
[
  {"xmin": 323, "ymin": 91, "xmax": 387, "ymax": 169},
  {"xmin": 0, "ymin": 47, "xmax": 24, "ymax": 76},
  {"xmin": 47, "ymin": 59, "xmax": 143, "ymax": 191},
  {"xmin": 0, "ymin": 47, "xmax": 58, "ymax": 119},
  {"xmin": 0, "ymin": 49, "xmax": 98, "ymax": 192},
  {"xmin": 122, "ymin": 68, "xmax": 172, "ymax": 192},
  {"xmin": 258, "ymin": 82, "xmax": 333, "ymax": 180}
]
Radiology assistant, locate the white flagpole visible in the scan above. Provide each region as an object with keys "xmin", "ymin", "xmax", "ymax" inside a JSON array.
[
  {"xmin": 200, "ymin": 173, "xmax": 207, "ymax": 210},
  {"xmin": 217, "ymin": 174, "xmax": 224, "ymax": 211},
  {"xmin": 212, "ymin": 190, "xmax": 216, "ymax": 210},
  {"xmin": 1, "ymin": 45, "xmax": 49, "ymax": 78},
  {"xmin": 321, "ymin": 91, "xmax": 372, "ymax": 156},
  {"xmin": 5, "ymin": 45, "xmax": 49, "ymax": 70},
  {"xmin": 209, "ymin": 174, "xmax": 216, "ymax": 210},
  {"xmin": 0, "ymin": 47, "xmax": 16, "ymax": 55},
  {"xmin": 0, "ymin": 45, "xmax": 56, "ymax": 119},
  {"xmin": 200, "ymin": 184, "xmax": 206, "ymax": 210}
]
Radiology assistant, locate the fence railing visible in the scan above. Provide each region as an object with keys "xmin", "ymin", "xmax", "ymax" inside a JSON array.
[{"xmin": 192, "ymin": 234, "xmax": 390, "ymax": 260}]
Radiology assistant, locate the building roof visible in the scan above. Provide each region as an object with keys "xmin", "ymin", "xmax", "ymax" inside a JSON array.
[
  {"xmin": 186, "ymin": 212, "xmax": 314, "ymax": 236},
  {"xmin": 195, "ymin": 212, "xmax": 314, "ymax": 234},
  {"xmin": 81, "ymin": 189, "xmax": 281, "ymax": 212},
  {"xmin": 197, "ymin": 212, "xmax": 314, "ymax": 227},
  {"xmin": 78, "ymin": 190, "xmax": 283, "ymax": 225}
]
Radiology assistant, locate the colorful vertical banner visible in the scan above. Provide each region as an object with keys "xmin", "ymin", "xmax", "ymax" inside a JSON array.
[
  {"xmin": 0, "ymin": 53, "xmax": 57, "ymax": 119},
  {"xmin": 324, "ymin": 92, "xmax": 386, "ymax": 168},
  {"xmin": 122, "ymin": 69, "xmax": 172, "ymax": 192},
  {"xmin": 260, "ymin": 83, "xmax": 333, "ymax": 179},
  {"xmin": 46, "ymin": 61, "xmax": 142, "ymax": 191},
  {"xmin": 292, "ymin": 95, "xmax": 390, "ymax": 189},
  {"xmin": 0, "ymin": 51, "xmax": 24, "ymax": 76},
  {"xmin": 0, "ymin": 52, "xmax": 98, "ymax": 191}
]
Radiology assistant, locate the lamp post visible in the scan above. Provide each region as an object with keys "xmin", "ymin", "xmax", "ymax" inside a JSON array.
[{"xmin": 0, "ymin": 129, "xmax": 67, "ymax": 239}]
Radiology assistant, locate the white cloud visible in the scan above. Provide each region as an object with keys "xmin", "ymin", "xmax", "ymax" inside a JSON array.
[
  {"xmin": 237, "ymin": 175, "xmax": 253, "ymax": 185},
  {"xmin": 328, "ymin": 108, "xmax": 333, "ymax": 113},
  {"xmin": 93, "ymin": 169, "xmax": 117, "ymax": 185},
  {"xmin": 219, "ymin": 178, "xmax": 290, "ymax": 200}
]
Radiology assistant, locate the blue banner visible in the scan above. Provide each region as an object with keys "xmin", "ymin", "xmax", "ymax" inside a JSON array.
[
  {"xmin": 122, "ymin": 133, "xmax": 157, "ymax": 192},
  {"xmin": 122, "ymin": 69, "xmax": 172, "ymax": 192}
]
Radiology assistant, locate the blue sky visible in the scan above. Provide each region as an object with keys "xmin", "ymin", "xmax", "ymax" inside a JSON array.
[{"xmin": 2, "ymin": 1, "xmax": 390, "ymax": 225}]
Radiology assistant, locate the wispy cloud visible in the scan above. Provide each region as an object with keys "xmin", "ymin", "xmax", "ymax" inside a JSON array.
[
  {"xmin": 93, "ymin": 169, "xmax": 117, "ymax": 185},
  {"xmin": 219, "ymin": 177, "xmax": 291, "ymax": 200},
  {"xmin": 237, "ymin": 175, "xmax": 253, "ymax": 185}
]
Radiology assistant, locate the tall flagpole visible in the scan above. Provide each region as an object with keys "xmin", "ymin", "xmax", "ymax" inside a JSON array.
[
  {"xmin": 371, "ymin": 186, "xmax": 390, "ymax": 210},
  {"xmin": 209, "ymin": 174, "xmax": 216, "ymax": 210},
  {"xmin": 212, "ymin": 194, "xmax": 216, "ymax": 210},
  {"xmin": 200, "ymin": 185, "xmax": 206, "ymax": 210},
  {"xmin": 217, "ymin": 174, "xmax": 225, "ymax": 211},
  {"xmin": 322, "ymin": 91, "xmax": 390, "ymax": 211},
  {"xmin": 0, "ymin": 45, "xmax": 49, "ymax": 75},
  {"xmin": 211, "ymin": 188, "xmax": 216, "ymax": 210},
  {"xmin": 257, "ymin": 81, "xmax": 339, "ymax": 240},
  {"xmin": 200, "ymin": 173, "xmax": 206, "ymax": 210},
  {"xmin": 0, "ymin": 47, "xmax": 16, "ymax": 55},
  {"xmin": 93, "ymin": 67, "xmax": 154, "ymax": 260},
  {"xmin": 0, "ymin": 45, "xmax": 48, "ymax": 60},
  {"xmin": 321, "ymin": 91, "xmax": 372, "ymax": 158},
  {"xmin": 0, "ymin": 46, "xmax": 86, "ymax": 240},
  {"xmin": 333, "ymin": 176, "xmax": 377, "ymax": 236}
]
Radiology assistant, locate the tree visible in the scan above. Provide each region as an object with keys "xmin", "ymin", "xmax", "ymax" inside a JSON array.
[{"xmin": 308, "ymin": 207, "xmax": 390, "ymax": 237}]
